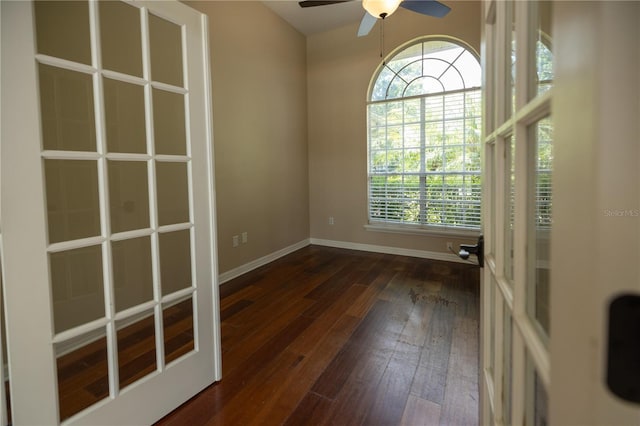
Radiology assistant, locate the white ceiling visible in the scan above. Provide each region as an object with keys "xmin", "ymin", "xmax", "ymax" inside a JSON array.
[{"xmin": 262, "ymin": 1, "xmax": 367, "ymax": 35}]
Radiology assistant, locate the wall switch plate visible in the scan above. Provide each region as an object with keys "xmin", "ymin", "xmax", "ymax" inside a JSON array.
[
  {"xmin": 232, "ymin": 235, "xmax": 239, "ymax": 247},
  {"xmin": 241, "ymin": 232, "xmax": 247, "ymax": 244},
  {"xmin": 329, "ymin": 216, "xmax": 335, "ymax": 225}
]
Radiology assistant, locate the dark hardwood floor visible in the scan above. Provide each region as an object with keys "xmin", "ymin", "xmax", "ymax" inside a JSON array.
[{"xmin": 156, "ymin": 245, "xmax": 480, "ymax": 426}]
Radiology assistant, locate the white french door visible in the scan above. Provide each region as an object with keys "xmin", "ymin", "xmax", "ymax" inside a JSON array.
[
  {"xmin": 482, "ymin": 1, "xmax": 640, "ymax": 425},
  {"xmin": 1, "ymin": 1, "xmax": 221, "ymax": 424},
  {"xmin": 481, "ymin": 0, "xmax": 553, "ymax": 424}
]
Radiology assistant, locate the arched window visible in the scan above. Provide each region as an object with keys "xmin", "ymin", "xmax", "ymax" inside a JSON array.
[{"xmin": 367, "ymin": 38, "xmax": 482, "ymax": 230}]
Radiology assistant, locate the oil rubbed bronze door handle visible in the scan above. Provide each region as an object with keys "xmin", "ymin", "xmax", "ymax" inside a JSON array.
[
  {"xmin": 607, "ymin": 293, "xmax": 640, "ymax": 404},
  {"xmin": 458, "ymin": 235, "xmax": 484, "ymax": 267}
]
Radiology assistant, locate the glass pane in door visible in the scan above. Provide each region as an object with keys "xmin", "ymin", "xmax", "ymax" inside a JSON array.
[
  {"xmin": 502, "ymin": 305, "xmax": 513, "ymax": 424},
  {"xmin": 117, "ymin": 311, "xmax": 157, "ymax": 389},
  {"xmin": 163, "ymin": 298, "xmax": 194, "ymax": 364},
  {"xmin": 525, "ymin": 354, "xmax": 549, "ymax": 426},
  {"xmin": 49, "ymin": 245, "xmax": 105, "ymax": 333},
  {"xmin": 504, "ymin": 136, "xmax": 515, "ymax": 282},
  {"xmin": 152, "ymin": 89, "xmax": 187, "ymax": 155},
  {"xmin": 39, "ymin": 64, "xmax": 96, "ymax": 152},
  {"xmin": 112, "ymin": 236, "xmax": 154, "ymax": 312},
  {"xmin": 156, "ymin": 162, "xmax": 190, "ymax": 225},
  {"xmin": 529, "ymin": 1, "xmax": 554, "ymax": 99},
  {"xmin": 489, "ymin": 277, "xmax": 496, "ymax": 375},
  {"xmin": 148, "ymin": 14, "xmax": 184, "ymax": 87},
  {"xmin": 55, "ymin": 330, "xmax": 109, "ymax": 421},
  {"xmin": 44, "ymin": 159, "xmax": 101, "ymax": 243},
  {"xmin": 487, "ymin": 142, "xmax": 496, "ymax": 256},
  {"xmin": 103, "ymin": 78, "xmax": 147, "ymax": 154},
  {"xmin": 99, "ymin": 1, "xmax": 143, "ymax": 77},
  {"xmin": 485, "ymin": 20, "xmax": 496, "ymax": 134},
  {"xmin": 527, "ymin": 117, "xmax": 552, "ymax": 337},
  {"xmin": 507, "ymin": 0, "xmax": 516, "ymax": 117},
  {"xmin": 159, "ymin": 230, "xmax": 192, "ymax": 295},
  {"xmin": 108, "ymin": 160, "xmax": 150, "ymax": 233},
  {"xmin": 34, "ymin": 0, "xmax": 91, "ymax": 65}
]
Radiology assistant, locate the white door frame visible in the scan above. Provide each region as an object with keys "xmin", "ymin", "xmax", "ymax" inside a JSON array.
[{"xmin": 0, "ymin": 1, "xmax": 221, "ymax": 424}]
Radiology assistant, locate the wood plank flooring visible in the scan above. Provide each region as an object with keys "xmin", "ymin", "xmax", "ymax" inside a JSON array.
[{"xmin": 156, "ymin": 245, "xmax": 480, "ymax": 426}]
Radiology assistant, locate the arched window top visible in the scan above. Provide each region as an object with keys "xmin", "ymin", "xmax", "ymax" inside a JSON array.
[
  {"xmin": 369, "ymin": 39, "xmax": 481, "ymax": 101},
  {"xmin": 366, "ymin": 37, "xmax": 482, "ymax": 230}
]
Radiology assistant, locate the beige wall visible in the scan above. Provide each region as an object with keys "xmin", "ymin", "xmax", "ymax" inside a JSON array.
[
  {"xmin": 185, "ymin": 1, "xmax": 310, "ymax": 274},
  {"xmin": 186, "ymin": 1, "xmax": 482, "ymax": 275},
  {"xmin": 307, "ymin": 2, "xmax": 481, "ymax": 253}
]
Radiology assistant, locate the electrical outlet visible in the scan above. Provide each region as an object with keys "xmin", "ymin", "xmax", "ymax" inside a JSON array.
[
  {"xmin": 241, "ymin": 232, "xmax": 248, "ymax": 244},
  {"xmin": 446, "ymin": 242, "xmax": 453, "ymax": 251},
  {"xmin": 329, "ymin": 216, "xmax": 335, "ymax": 225},
  {"xmin": 232, "ymin": 235, "xmax": 239, "ymax": 247}
]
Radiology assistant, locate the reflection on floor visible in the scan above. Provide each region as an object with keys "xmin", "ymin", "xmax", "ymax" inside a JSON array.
[{"xmin": 56, "ymin": 298, "xmax": 194, "ymax": 421}]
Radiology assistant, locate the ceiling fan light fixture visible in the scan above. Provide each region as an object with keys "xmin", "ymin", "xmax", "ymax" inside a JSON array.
[{"xmin": 362, "ymin": 0, "xmax": 402, "ymax": 18}]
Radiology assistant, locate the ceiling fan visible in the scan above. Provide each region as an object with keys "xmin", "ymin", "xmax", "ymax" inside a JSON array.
[{"xmin": 298, "ymin": 0, "xmax": 451, "ymax": 37}]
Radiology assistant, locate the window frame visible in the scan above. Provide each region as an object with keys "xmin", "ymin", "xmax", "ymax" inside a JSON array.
[{"xmin": 366, "ymin": 36, "xmax": 483, "ymax": 235}]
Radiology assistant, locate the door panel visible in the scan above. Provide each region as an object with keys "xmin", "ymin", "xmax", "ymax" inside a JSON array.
[
  {"xmin": 1, "ymin": 1, "xmax": 220, "ymax": 424},
  {"xmin": 481, "ymin": 1, "xmax": 553, "ymax": 424},
  {"xmin": 484, "ymin": 1, "xmax": 640, "ymax": 424}
]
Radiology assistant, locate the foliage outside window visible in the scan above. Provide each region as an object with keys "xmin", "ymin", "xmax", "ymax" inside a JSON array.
[
  {"xmin": 368, "ymin": 39, "xmax": 482, "ymax": 230},
  {"xmin": 531, "ymin": 37, "xmax": 554, "ymax": 227},
  {"xmin": 535, "ymin": 118, "xmax": 553, "ymax": 228}
]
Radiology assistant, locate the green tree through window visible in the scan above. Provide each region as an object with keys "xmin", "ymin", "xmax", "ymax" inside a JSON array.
[{"xmin": 368, "ymin": 38, "xmax": 482, "ymax": 230}]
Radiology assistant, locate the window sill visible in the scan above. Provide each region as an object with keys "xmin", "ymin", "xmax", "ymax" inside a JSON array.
[{"xmin": 364, "ymin": 223, "xmax": 481, "ymax": 239}]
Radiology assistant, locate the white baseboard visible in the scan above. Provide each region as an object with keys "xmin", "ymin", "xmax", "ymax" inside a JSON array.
[
  {"xmin": 218, "ymin": 236, "xmax": 472, "ymax": 286},
  {"xmin": 218, "ymin": 239, "xmax": 311, "ymax": 285},
  {"xmin": 309, "ymin": 238, "xmax": 469, "ymax": 264}
]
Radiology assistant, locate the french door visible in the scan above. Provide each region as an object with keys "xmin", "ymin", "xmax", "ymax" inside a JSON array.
[
  {"xmin": 482, "ymin": 1, "xmax": 640, "ymax": 425},
  {"xmin": 481, "ymin": 1, "xmax": 553, "ymax": 424},
  {"xmin": 1, "ymin": 1, "xmax": 221, "ymax": 424}
]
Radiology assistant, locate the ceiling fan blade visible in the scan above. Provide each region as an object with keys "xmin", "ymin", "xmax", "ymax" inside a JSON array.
[
  {"xmin": 357, "ymin": 12, "xmax": 377, "ymax": 37},
  {"xmin": 298, "ymin": 0, "xmax": 352, "ymax": 7},
  {"xmin": 400, "ymin": 0, "xmax": 451, "ymax": 18}
]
